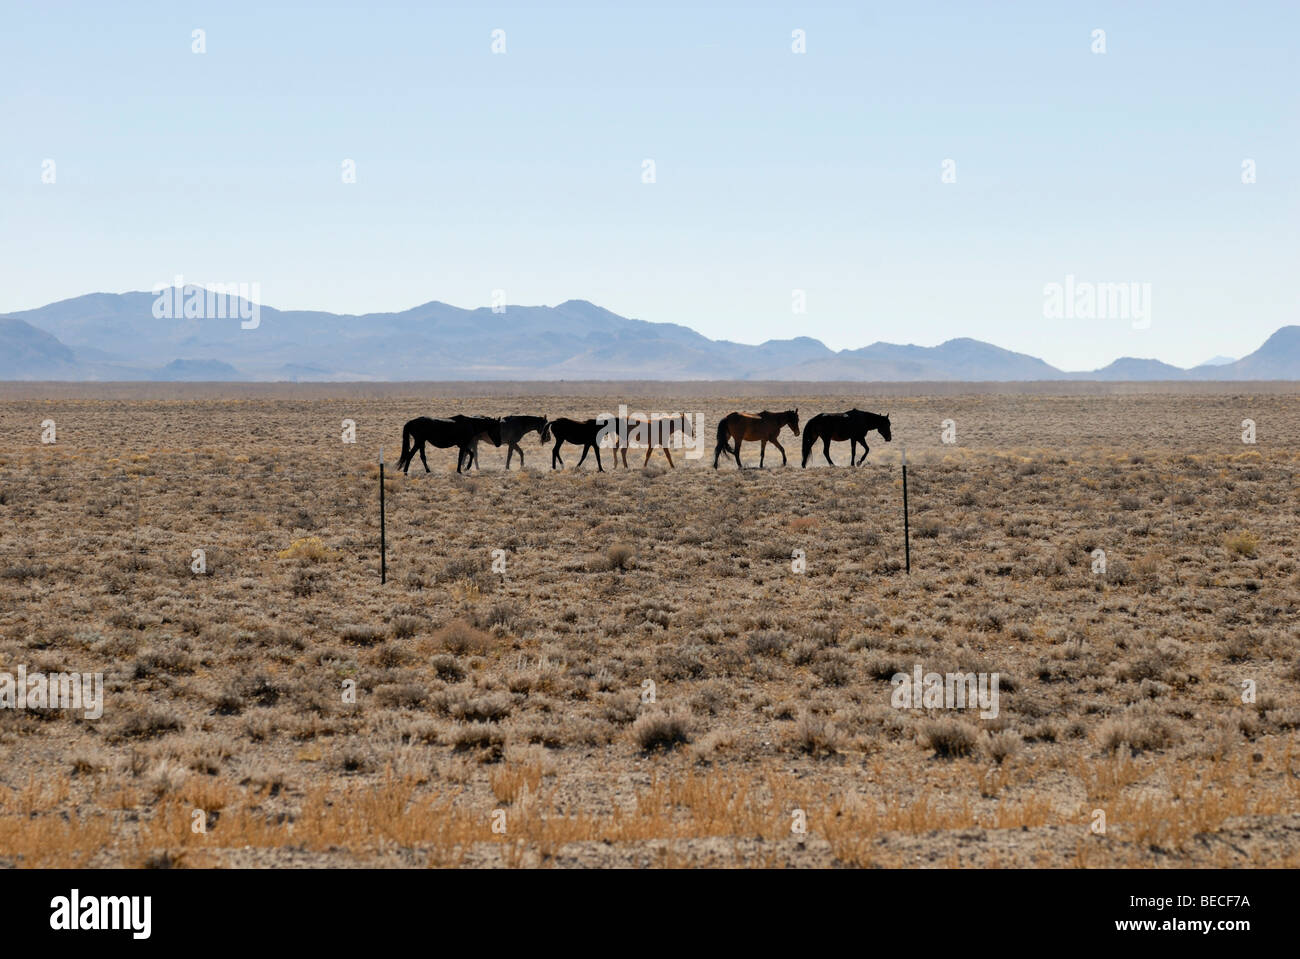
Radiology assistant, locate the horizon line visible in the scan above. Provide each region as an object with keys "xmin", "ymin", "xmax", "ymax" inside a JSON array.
[{"xmin": 5, "ymin": 287, "xmax": 1283, "ymax": 373}]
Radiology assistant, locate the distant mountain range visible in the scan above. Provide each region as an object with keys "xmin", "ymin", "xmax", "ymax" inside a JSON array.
[{"xmin": 2, "ymin": 290, "xmax": 1297, "ymax": 382}]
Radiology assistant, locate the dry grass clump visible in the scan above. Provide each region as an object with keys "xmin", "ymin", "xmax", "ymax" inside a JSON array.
[
  {"xmin": 490, "ymin": 761, "xmax": 543, "ymax": 804},
  {"xmin": 913, "ymin": 517, "xmax": 941, "ymax": 539},
  {"xmin": 1223, "ymin": 530, "xmax": 1259, "ymax": 557},
  {"xmin": 920, "ymin": 718, "xmax": 979, "ymax": 758},
  {"xmin": 277, "ymin": 536, "xmax": 334, "ymax": 561},
  {"xmin": 632, "ymin": 708, "xmax": 692, "ymax": 751},
  {"xmin": 602, "ymin": 690, "xmax": 641, "ymax": 724},
  {"xmin": 374, "ymin": 683, "xmax": 428, "ymax": 709},
  {"xmin": 448, "ymin": 692, "xmax": 513, "ymax": 723},
  {"xmin": 435, "ymin": 620, "xmax": 493, "ymax": 655},
  {"xmin": 474, "ymin": 602, "xmax": 522, "ymax": 633},
  {"xmin": 746, "ymin": 631, "xmax": 788, "ymax": 657},
  {"xmin": 1096, "ymin": 704, "xmax": 1181, "ymax": 755},
  {"xmin": 431, "ymin": 653, "xmax": 465, "ymax": 682},
  {"xmin": 341, "ymin": 623, "xmax": 385, "ymax": 646},
  {"xmin": 985, "ymin": 729, "xmax": 1022, "ymax": 764},
  {"xmin": 688, "ymin": 729, "xmax": 735, "ymax": 763},
  {"xmin": 789, "ymin": 711, "xmax": 844, "ymax": 757},
  {"xmin": 1117, "ymin": 638, "xmax": 1187, "ymax": 684},
  {"xmin": 450, "ymin": 722, "xmax": 506, "ymax": 758},
  {"xmin": 606, "ymin": 544, "xmax": 636, "ymax": 571},
  {"xmin": 390, "ymin": 615, "xmax": 423, "ymax": 639}
]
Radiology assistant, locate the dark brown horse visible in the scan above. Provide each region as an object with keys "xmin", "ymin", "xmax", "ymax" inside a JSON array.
[
  {"xmin": 458, "ymin": 415, "xmax": 551, "ymax": 471},
  {"xmin": 713, "ymin": 410, "xmax": 800, "ymax": 469},
  {"xmin": 800, "ymin": 409, "xmax": 891, "ymax": 467},
  {"xmin": 397, "ymin": 416, "xmax": 502, "ymax": 474},
  {"xmin": 549, "ymin": 417, "xmax": 606, "ymax": 471}
]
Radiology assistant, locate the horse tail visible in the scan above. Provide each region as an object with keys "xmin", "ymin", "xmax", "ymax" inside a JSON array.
[
  {"xmin": 715, "ymin": 417, "xmax": 734, "ymax": 455},
  {"xmin": 397, "ymin": 421, "xmax": 414, "ymax": 470},
  {"xmin": 801, "ymin": 419, "xmax": 817, "ymax": 462}
]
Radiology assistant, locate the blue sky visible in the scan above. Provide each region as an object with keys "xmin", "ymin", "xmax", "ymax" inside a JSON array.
[{"xmin": 1, "ymin": 1, "xmax": 1296, "ymax": 370}]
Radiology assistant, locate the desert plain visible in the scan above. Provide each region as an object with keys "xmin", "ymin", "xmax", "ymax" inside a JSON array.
[{"xmin": 0, "ymin": 381, "xmax": 1297, "ymax": 867}]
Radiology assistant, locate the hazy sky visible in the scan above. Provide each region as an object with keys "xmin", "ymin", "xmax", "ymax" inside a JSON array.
[{"xmin": 2, "ymin": 1, "xmax": 1296, "ymax": 369}]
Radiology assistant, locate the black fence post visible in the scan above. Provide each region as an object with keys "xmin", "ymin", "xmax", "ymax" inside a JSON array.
[
  {"xmin": 902, "ymin": 446, "xmax": 911, "ymax": 575},
  {"xmin": 379, "ymin": 448, "xmax": 387, "ymax": 584}
]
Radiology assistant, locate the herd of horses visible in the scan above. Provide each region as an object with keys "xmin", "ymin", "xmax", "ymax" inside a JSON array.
[{"xmin": 396, "ymin": 409, "xmax": 892, "ymax": 474}]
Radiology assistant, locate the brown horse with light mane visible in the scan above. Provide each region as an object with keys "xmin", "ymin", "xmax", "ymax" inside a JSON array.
[
  {"xmin": 611, "ymin": 414, "xmax": 693, "ymax": 468},
  {"xmin": 713, "ymin": 410, "xmax": 800, "ymax": 469}
]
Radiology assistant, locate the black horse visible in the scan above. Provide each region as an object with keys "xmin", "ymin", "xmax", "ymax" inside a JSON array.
[
  {"xmin": 549, "ymin": 417, "xmax": 607, "ymax": 471},
  {"xmin": 458, "ymin": 415, "xmax": 552, "ymax": 470},
  {"xmin": 397, "ymin": 416, "xmax": 502, "ymax": 474},
  {"xmin": 801, "ymin": 410, "xmax": 891, "ymax": 467}
]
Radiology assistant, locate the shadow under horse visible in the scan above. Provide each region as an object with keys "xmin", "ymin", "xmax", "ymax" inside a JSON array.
[
  {"xmin": 397, "ymin": 416, "xmax": 502, "ymax": 474},
  {"xmin": 458, "ymin": 415, "xmax": 551, "ymax": 471},
  {"xmin": 800, "ymin": 410, "xmax": 891, "ymax": 467},
  {"xmin": 713, "ymin": 410, "xmax": 800, "ymax": 469}
]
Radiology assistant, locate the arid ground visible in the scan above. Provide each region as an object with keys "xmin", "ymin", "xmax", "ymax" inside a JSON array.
[{"xmin": 1, "ymin": 383, "xmax": 1297, "ymax": 867}]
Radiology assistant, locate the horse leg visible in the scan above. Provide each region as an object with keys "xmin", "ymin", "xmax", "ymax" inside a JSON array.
[
  {"xmin": 594, "ymin": 445, "xmax": 604, "ymax": 472},
  {"xmin": 552, "ymin": 440, "xmax": 563, "ymax": 470},
  {"xmin": 515, "ymin": 444, "xmax": 524, "ymax": 469},
  {"xmin": 419, "ymin": 442, "xmax": 430, "ymax": 473},
  {"xmin": 858, "ymin": 442, "xmax": 869, "ymax": 465},
  {"xmin": 849, "ymin": 438, "xmax": 857, "ymax": 466},
  {"xmin": 576, "ymin": 443, "xmax": 590, "ymax": 468},
  {"xmin": 822, "ymin": 436, "xmax": 834, "ymax": 466},
  {"xmin": 733, "ymin": 439, "xmax": 744, "ymax": 469},
  {"xmin": 772, "ymin": 438, "xmax": 787, "ymax": 466},
  {"xmin": 643, "ymin": 447, "xmax": 653, "ymax": 468},
  {"xmin": 760, "ymin": 440, "xmax": 767, "ymax": 468},
  {"xmin": 663, "ymin": 448, "xmax": 674, "ymax": 468}
]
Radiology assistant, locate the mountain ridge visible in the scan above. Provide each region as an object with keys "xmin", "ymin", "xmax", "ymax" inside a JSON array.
[{"xmin": 2, "ymin": 290, "xmax": 1296, "ymax": 382}]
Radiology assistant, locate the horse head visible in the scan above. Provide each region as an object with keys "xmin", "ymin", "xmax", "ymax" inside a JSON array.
[
  {"xmin": 785, "ymin": 409, "xmax": 800, "ymax": 436},
  {"xmin": 538, "ymin": 418, "xmax": 551, "ymax": 444},
  {"xmin": 487, "ymin": 418, "xmax": 503, "ymax": 446},
  {"xmin": 878, "ymin": 413, "xmax": 892, "ymax": 442}
]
